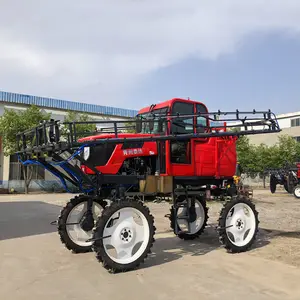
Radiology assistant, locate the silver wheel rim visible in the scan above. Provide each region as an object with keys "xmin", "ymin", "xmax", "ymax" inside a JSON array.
[
  {"xmin": 225, "ymin": 203, "xmax": 256, "ymax": 247},
  {"xmin": 102, "ymin": 207, "xmax": 150, "ymax": 264},
  {"xmin": 176, "ymin": 198, "xmax": 206, "ymax": 234},
  {"xmin": 66, "ymin": 201, "xmax": 104, "ymax": 247},
  {"xmin": 294, "ymin": 187, "xmax": 300, "ymax": 198}
]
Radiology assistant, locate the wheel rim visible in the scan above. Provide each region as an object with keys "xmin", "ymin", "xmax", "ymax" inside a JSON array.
[
  {"xmin": 225, "ymin": 203, "xmax": 256, "ymax": 247},
  {"xmin": 176, "ymin": 199, "xmax": 206, "ymax": 234},
  {"xmin": 66, "ymin": 201, "xmax": 104, "ymax": 247},
  {"xmin": 102, "ymin": 207, "xmax": 150, "ymax": 264},
  {"xmin": 294, "ymin": 187, "xmax": 300, "ymax": 198}
]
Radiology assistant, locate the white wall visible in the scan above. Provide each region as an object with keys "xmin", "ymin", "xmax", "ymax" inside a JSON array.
[
  {"xmin": 277, "ymin": 118, "xmax": 292, "ymax": 129},
  {"xmin": 276, "ymin": 111, "xmax": 300, "ymax": 129}
]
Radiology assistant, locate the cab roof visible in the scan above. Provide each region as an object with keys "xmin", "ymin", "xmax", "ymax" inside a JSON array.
[{"xmin": 137, "ymin": 98, "xmax": 208, "ymax": 115}]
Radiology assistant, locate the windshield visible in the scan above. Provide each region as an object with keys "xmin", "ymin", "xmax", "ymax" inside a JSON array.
[{"xmin": 137, "ymin": 107, "xmax": 168, "ymax": 134}]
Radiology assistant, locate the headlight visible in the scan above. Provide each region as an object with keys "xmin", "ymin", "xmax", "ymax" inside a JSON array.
[{"xmin": 83, "ymin": 147, "xmax": 90, "ymax": 160}]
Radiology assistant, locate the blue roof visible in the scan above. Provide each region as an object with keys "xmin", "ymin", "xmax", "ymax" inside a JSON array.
[{"xmin": 0, "ymin": 91, "xmax": 138, "ymax": 118}]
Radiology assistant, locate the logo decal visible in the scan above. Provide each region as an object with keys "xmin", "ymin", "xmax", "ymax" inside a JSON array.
[{"xmin": 123, "ymin": 148, "xmax": 143, "ymax": 156}]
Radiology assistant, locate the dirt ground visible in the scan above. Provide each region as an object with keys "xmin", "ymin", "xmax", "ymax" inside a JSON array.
[{"xmin": 1, "ymin": 189, "xmax": 300, "ymax": 300}]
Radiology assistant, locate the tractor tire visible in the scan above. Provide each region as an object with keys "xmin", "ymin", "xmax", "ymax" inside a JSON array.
[
  {"xmin": 283, "ymin": 182, "xmax": 290, "ymax": 193},
  {"xmin": 169, "ymin": 195, "xmax": 209, "ymax": 240},
  {"xmin": 287, "ymin": 172, "xmax": 297, "ymax": 193},
  {"xmin": 293, "ymin": 185, "xmax": 300, "ymax": 199},
  {"xmin": 217, "ymin": 196, "xmax": 259, "ymax": 253},
  {"xmin": 57, "ymin": 195, "xmax": 108, "ymax": 253},
  {"xmin": 92, "ymin": 200, "xmax": 156, "ymax": 273},
  {"xmin": 270, "ymin": 174, "xmax": 277, "ymax": 194}
]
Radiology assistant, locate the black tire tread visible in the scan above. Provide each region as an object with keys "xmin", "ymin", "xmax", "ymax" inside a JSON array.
[
  {"xmin": 293, "ymin": 185, "xmax": 300, "ymax": 199},
  {"xmin": 270, "ymin": 175, "xmax": 277, "ymax": 194},
  {"xmin": 92, "ymin": 200, "xmax": 156, "ymax": 273},
  {"xmin": 57, "ymin": 194, "xmax": 107, "ymax": 253},
  {"xmin": 283, "ymin": 182, "xmax": 289, "ymax": 193},
  {"xmin": 169, "ymin": 196, "xmax": 209, "ymax": 240},
  {"xmin": 217, "ymin": 196, "xmax": 259, "ymax": 253}
]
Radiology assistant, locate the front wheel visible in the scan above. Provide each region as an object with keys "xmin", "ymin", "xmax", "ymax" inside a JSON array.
[
  {"xmin": 293, "ymin": 185, "xmax": 300, "ymax": 199},
  {"xmin": 217, "ymin": 197, "xmax": 259, "ymax": 253},
  {"xmin": 92, "ymin": 200, "xmax": 156, "ymax": 273},
  {"xmin": 57, "ymin": 195, "xmax": 108, "ymax": 253}
]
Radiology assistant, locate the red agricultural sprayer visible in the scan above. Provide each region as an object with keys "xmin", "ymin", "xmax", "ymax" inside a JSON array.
[{"xmin": 16, "ymin": 98, "xmax": 280, "ymax": 273}]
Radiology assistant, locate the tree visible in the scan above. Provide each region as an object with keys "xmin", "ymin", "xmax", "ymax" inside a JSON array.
[
  {"xmin": 124, "ymin": 122, "xmax": 136, "ymax": 133},
  {"xmin": 236, "ymin": 133, "xmax": 300, "ymax": 178},
  {"xmin": 236, "ymin": 135, "xmax": 258, "ymax": 176},
  {"xmin": 276, "ymin": 135, "xmax": 300, "ymax": 166},
  {"xmin": 63, "ymin": 111, "xmax": 96, "ymax": 139},
  {"xmin": 0, "ymin": 105, "xmax": 51, "ymax": 193}
]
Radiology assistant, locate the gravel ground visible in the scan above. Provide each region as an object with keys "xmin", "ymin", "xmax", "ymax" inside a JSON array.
[
  {"xmin": 247, "ymin": 189, "xmax": 300, "ymax": 267},
  {"xmin": 151, "ymin": 188, "xmax": 300, "ymax": 267}
]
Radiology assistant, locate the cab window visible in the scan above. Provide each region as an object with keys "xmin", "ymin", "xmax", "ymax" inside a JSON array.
[
  {"xmin": 137, "ymin": 107, "xmax": 168, "ymax": 134},
  {"xmin": 196, "ymin": 104, "xmax": 208, "ymax": 133},
  {"xmin": 170, "ymin": 102, "xmax": 194, "ymax": 134}
]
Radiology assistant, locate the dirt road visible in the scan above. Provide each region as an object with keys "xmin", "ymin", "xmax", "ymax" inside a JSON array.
[{"xmin": 0, "ymin": 191, "xmax": 300, "ymax": 300}]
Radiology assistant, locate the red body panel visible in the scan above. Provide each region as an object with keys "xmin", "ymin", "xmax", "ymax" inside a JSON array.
[
  {"xmin": 79, "ymin": 133, "xmax": 155, "ymax": 142},
  {"xmin": 137, "ymin": 98, "xmax": 209, "ymax": 115},
  {"xmin": 297, "ymin": 163, "xmax": 300, "ymax": 179},
  {"xmin": 79, "ymin": 98, "xmax": 237, "ymax": 179},
  {"xmin": 80, "ymin": 140, "xmax": 158, "ymax": 175}
]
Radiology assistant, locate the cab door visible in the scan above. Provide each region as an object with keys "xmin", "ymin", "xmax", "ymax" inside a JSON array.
[
  {"xmin": 169, "ymin": 101, "xmax": 195, "ymax": 176},
  {"xmin": 194, "ymin": 103, "xmax": 215, "ymax": 176}
]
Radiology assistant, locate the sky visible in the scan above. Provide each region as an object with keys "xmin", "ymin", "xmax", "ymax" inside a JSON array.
[{"xmin": 1, "ymin": 0, "xmax": 300, "ymax": 115}]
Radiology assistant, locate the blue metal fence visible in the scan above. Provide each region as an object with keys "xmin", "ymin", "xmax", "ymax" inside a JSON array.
[{"xmin": 0, "ymin": 91, "xmax": 138, "ymax": 118}]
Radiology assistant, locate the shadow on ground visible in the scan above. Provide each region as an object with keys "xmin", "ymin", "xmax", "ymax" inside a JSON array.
[
  {"xmin": 261, "ymin": 228, "xmax": 300, "ymax": 239},
  {"xmin": 0, "ymin": 201, "xmax": 62, "ymax": 241},
  {"xmin": 141, "ymin": 225, "xmax": 271, "ymax": 270}
]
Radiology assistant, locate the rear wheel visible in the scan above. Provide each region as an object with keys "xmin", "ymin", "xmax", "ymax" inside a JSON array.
[
  {"xmin": 283, "ymin": 181, "xmax": 290, "ymax": 193},
  {"xmin": 169, "ymin": 195, "xmax": 208, "ymax": 240},
  {"xmin": 287, "ymin": 172, "xmax": 297, "ymax": 193},
  {"xmin": 92, "ymin": 200, "xmax": 156, "ymax": 273},
  {"xmin": 57, "ymin": 195, "xmax": 108, "ymax": 253},
  {"xmin": 218, "ymin": 196, "xmax": 259, "ymax": 253},
  {"xmin": 270, "ymin": 174, "xmax": 277, "ymax": 194}
]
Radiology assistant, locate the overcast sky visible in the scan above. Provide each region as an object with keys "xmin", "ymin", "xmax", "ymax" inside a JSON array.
[{"xmin": 1, "ymin": 0, "xmax": 300, "ymax": 114}]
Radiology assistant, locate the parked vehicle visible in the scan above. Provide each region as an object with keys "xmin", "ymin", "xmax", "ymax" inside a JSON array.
[{"xmin": 16, "ymin": 97, "xmax": 280, "ymax": 272}]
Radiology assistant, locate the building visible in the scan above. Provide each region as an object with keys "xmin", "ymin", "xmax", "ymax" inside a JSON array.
[
  {"xmin": 0, "ymin": 91, "xmax": 138, "ymax": 192},
  {"xmin": 247, "ymin": 111, "xmax": 300, "ymax": 146}
]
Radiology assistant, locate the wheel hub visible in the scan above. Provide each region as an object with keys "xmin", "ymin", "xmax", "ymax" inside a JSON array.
[
  {"xmin": 120, "ymin": 227, "xmax": 133, "ymax": 243},
  {"xmin": 235, "ymin": 218, "xmax": 245, "ymax": 230}
]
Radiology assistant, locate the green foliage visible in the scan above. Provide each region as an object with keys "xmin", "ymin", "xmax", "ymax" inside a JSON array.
[
  {"xmin": 63, "ymin": 111, "xmax": 96, "ymax": 139},
  {"xmin": 0, "ymin": 105, "xmax": 51, "ymax": 156},
  {"xmin": 236, "ymin": 134, "xmax": 300, "ymax": 176},
  {"xmin": 236, "ymin": 136, "xmax": 258, "ymax": 175},
  {"xmin": 124, "ymin": 122, "xmax": 136, "ymax": 133}
]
